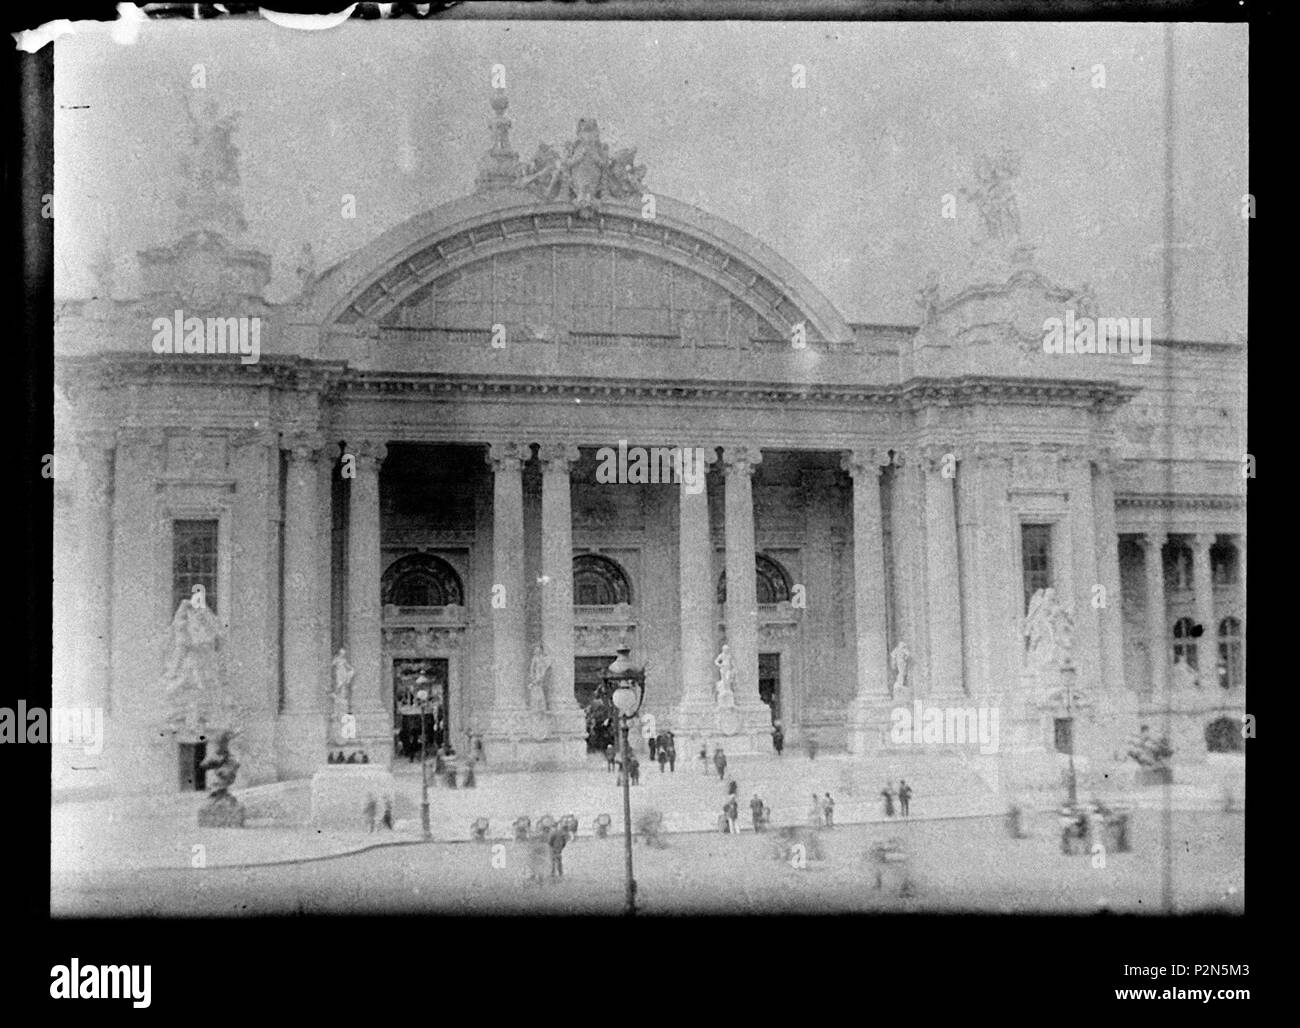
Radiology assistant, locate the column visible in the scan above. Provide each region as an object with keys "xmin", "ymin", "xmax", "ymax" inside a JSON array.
[
  {"xmin": 678, "ymin": 446, "xmax": 717, "ymax": 709},
  {"xmin": 1067, "ymin": 455, "xmax": 1102, "ymax": 691},
  {"xmin": 890, "ymin": 453, "xmax": 929, "ymax": 696},
  {"xmin": 488, "ymin": 441, "xmax": 531, "ymax": 710},
  {"xmin": 842, "ymin": 449, "xmax": 891, "ymax": 699},
  {"xmin": 279, "ymin": 431, "xmax": 328, "ymax": 774},
  {"xmin": 923, "ymin": 445, "xmax": 964, "ymax": 695},
  {"xmin": 722, "ymin": 446, "xmax": 763, "ymax": 709},
  {"xmin": 538, "ymin": 442, "xmax": 582, "ymax": 719},
  {"xmin": 72, "ymin": 431, "xmax": 115, "ymax": 712},
  {"xmin": 968, "ymin": 444, "xmax": 1015, "ymax": 699},
  {"xmin": 1092, "ymin": 456, "xmax": 1125, "ymax": 691},
  {"xmin": 1139, "ymin": 532, "xmax": 1167, "ymax": 696},
  {"xmin": 345, "ymin": 438, "xmax": 388, "ymax": 749}
]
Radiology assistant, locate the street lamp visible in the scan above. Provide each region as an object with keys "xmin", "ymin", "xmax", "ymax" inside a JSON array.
[
  {"xmin": 415, "ymin": 679, "xmax": 433, "ymax": 841},
  {"xmin": 601, "ymin": 645, "xmax": 646, "ymax": 916}
]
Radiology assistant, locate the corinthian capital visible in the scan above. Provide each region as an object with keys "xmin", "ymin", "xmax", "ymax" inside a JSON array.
[
  {"xmin": 341, "ymin": 437, "xmax": 388, "ymax": 469},
  {"xmin": 537, "ymin": 442, "xmax": 582, "ymax": 474},
  {"xmin": 486, "ymin": 440, "xmax": 533, "ymax": 473},
  {"xmin": 281, "ymin": 429, "xmax": 327, "ymax": 462},
  {"xmin": 720, "ymin": 445, "xmax": 763, "ymax": 477},
  {"xmin": 840, "ymin": 447, "xmax": 892, "ymax": 480}
]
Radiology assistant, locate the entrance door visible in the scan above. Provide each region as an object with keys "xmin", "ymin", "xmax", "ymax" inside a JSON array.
[
  {"xmin": 179, "ymin": 741, "xmax": 206, "ymax": 792},
  {"xmin": 393, "ymin": 658, "xmax": 450, "ymax": 760},
  {"xmin": 575, "ymin": 655, "xmax": 616, "ymax": 753},
  {"xmin": 759, "ymin": 653, "xmax": 781, "ymax": 725}
]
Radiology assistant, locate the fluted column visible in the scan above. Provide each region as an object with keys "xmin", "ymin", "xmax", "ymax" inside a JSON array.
[
  {"xmin": 278, "ymin": 431, "xmax": 328, "ymax": 774},
  {"xmin": 1139, "ymin": 532, "xmax": 1168, "ymax": 696},
  {"xmin": 842, "ymin": 449, "xmax": 891, "ymax": 699},
  {"xmin": 678, "ymin": 446, "xmax": 718, "ymax": 708},
  {"xmin": 923, "ymin": 445, "xmax": 965, "ymax": 695},
  {"xmin": 488, "ymin": 441, "xmax": 531, "ymax": 710},
  {"xmin": 1189, "ymin": 533, "xmax": 1216, "ymax": 674},
  {"xmin": 345, "ymin": 438, "xmax": 388, "ymax": 751},
  {"xmin": 71, "ymin": 431, "xmax": 116, "ymax": 712},
  {"xmin": 538, "ymin": 442, "xmax": 582, "ymax": 716},
  {"xmin": 722, "ymin": 446, "xmax": 763, "ymax": 708},
  {"xmin": 1092, "ymin": 455, "xmax": 1125, "ymax": 691}
]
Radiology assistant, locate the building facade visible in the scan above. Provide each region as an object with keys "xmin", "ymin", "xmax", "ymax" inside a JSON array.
[{"xmin": 52, "ymin": 97, "xmax": 1246, "ymax": 794}]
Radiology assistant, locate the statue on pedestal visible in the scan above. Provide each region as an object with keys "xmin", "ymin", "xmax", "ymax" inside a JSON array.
[
  {"xmin": 331, "ymin": 648, "xmax": 355, "ymax": 727},
  {"xmin": 1171, "ymin": 654, "xmax": 1200, "ymax": 691},
  {"xmin": 527, "ymin": 643, "xmax": 551, "ymax": 711},
  {"xmin": 1021, "ymin": 587, "xmax": 1075, "ymax": 674},
  {"xmin": 197, "ymin": 729, "xmax": 246, "ymax": 827},
  {"xmin": 714, "ymin": 644, "xmax": 737, "ymax": 709},
  {"xmin": 890, "ymin": 641, "xmax": 912, "ymax": 698},
  {"xmin": 162, "ymin": 584, "xmax": 231, "ymax": 736}
]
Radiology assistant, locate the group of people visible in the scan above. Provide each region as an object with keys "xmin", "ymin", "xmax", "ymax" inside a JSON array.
[
  {"xmin": 362, "ymin": 796, "xmax": 393, "ymax": 832},
  {"xmin": 879, "ymin": 779, "xmax": 913, "ymax": 817},
  {"xmin": 808, "ymin": 792, "xmax": 836, "ymax": 828},
  {"xmin": 648, "ymin": 731, "xmax": 678, "ymax": 772}
]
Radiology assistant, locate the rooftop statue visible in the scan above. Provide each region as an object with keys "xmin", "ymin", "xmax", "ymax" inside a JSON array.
[
  {"xmin": 513, "ymin": 114, "xmax": 647, "ymax": 215},
  {"xmin": 961, "ymin": 149, "xmax": 1023, "ymax": 247},
  {"xmin": 176, "ymin": 94, "xmax": 248, "ymax": 238}
]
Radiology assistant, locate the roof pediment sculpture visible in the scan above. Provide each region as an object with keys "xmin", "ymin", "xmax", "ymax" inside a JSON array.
[{"xmin": 520, "ymin": 117, "xmax": 645, "ymax": 215}]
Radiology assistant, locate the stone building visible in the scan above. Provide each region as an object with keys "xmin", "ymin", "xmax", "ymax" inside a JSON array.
[{"xmin": 52, "ymin": 96, "xmax": 1245, "ymax": 794}]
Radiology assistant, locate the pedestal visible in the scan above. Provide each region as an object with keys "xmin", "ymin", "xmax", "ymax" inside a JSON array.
[
  {"xmin": 671, "ymin": 702, "xmax": 773, "ymax": 756},
  {"xmin": 480, "ymin": 706, "xmax": 589, "ymax": 768}
]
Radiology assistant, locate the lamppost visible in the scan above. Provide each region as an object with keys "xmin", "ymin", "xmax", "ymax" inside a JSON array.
[
  {"xmin": 415, "ymin": 677, "xmax": 433, "ymax": 841},
  {"xmin": 602, "ymin": 645, "xmax": 646, "ymax": 916}
]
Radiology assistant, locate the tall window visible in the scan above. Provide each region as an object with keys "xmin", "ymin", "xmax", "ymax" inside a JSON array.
[
  {"xmin": 1171, "ymin": 616, "xmax": 1199, "ymax": 669},
  {"xmin": 173, "ymin": 519, "xmax": 218, "ymax": 613},
  {"xmin": 1218, "ymin": 616, "xmax": 1243, "ymax": 689},
  {"xmin": 1164, "ymin": 541, "xmax": 1194, "ymax": 592},
  {"xmin": 1021, "ymin": 524, "xmax": 1053, "ymax": 610},
  {"xmin": 1211, "ymin": 540, "xmax": 1239, "ymax": 586}
]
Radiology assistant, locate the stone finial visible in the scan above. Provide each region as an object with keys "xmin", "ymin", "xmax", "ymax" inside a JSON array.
[{"xmin": 475, "ymin": 91, "xmax": 523, "ymax": 194}]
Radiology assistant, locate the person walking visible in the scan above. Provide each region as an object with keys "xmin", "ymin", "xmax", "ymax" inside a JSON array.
[
  {"xmin": 698, "ymin": 744, "xmax": 710, "ymax": 775},
  {"xmin": 666, "ymin": 738, "xmax": 677, "ymax": 773},
  {"xmin": 724, "ymin": 795, "xmax": 740, "ymax": 835},
  {"xmin": 548, "ymin": 825, "xmax": 568, "ymax": 879},
  {"xmin": 880, "ymin": 782, "xmax": 896, "ymax": 818},
  {"xmin": 805, "ymin": 730, "xmax": 818, "ymax": 761},
  {"xmin": 898, "ymin": 779, "xmax": 913, "ymax": 817},
  {"xmin": 772, "ymin": 722, "xmax": 784, "ymax": 756},
  {"xmin": 629, "ymin": 755, "xmax": 641, "ymax": 786},
  {"xmin": 363, "ymin": 796, "xmax": 377, "ymax": 833},
  {"xmin": 750, "ymin": 793, "xmax": 766, "ymax": 832},
  {"xmin": 605, "ymin": 742, "xmax": 616, "ymax": 772},
  {"xmin": 808, "ymin": 792, "xmax": 823, "ymax": 828},
  {"xmin": 713, "ymin": 746, "xmax": 728, "ymax": 782},
  {"xmin": 822, "ymin": 792, "xmax": 835, "ymax": 829},
  {"xmin": 381, "ymin": 799, "xmax": 394, "ymax": 830},
  {"xmin": 658, "ymin": 743, "xmax": 669, "ymax": 774},
  {"xmin": 648, "ymin": 734, "xmax": 658, "ymax": 763}
]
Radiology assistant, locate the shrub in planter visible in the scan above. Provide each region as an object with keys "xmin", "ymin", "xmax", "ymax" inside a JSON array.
[
  {"xmin": 513, "ymin": 816, "xmax": 531, "ymax": 842},
  {"xmin": 636, "ymin": 809, "xmax": 667, "ymax": 848},
  {"xmin": 593, "ymin": 813, "xmax": 612, "ymax": 839},
  {"xmin": 470, "ymin": 818, "xmax": 490, "ymax": 842}
]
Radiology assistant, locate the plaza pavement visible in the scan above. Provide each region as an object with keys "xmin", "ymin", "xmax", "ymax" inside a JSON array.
[{"xmin": 50, "ymin": 750, "xmax": 1243, "ymax": 874}]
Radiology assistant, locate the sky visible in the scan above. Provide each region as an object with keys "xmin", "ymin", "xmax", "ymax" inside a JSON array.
[{"xmin": 54, "ymin": 18, "xmax": 1247, "ymax": 340}]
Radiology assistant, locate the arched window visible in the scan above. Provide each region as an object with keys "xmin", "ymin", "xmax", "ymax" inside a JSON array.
[
  {"xmin": 716, "ymin": 554, "xmax": 792, "ymax": 605},
  {"xmin": 1171, "ymin": 616, "xmax": 1199, "ymax": 669},
  {"xmin": 381, "ymin": 553, "xmax": 464, "ymax": 607},
  {"xmin": 573, "ymin": 554, "xmax": 632, "ymax": 607},
  {"xmin": 1218, "ymin": 616, "xmax": 1243, "ymax": 689}
]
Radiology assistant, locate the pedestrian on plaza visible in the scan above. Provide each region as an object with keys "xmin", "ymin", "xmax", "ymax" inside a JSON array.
[
  {"xmin": 750, "ymin": 793, "xmax": 766, "ymax": 832},
  {"xmin": 433, "ymin": 746, "xmax": 446, "ymax": 784},
  {"xmin": 363, "ymin": 796, "xmax": 377, "ymax": 833},
  {"xmin": 699, "ymin": 744, "xmax": 710, "ymax": 774},
  {"xmin": 548, "ymin": 825, "xmax": 569, "ymax": 879},
  {"xmin": 880, "ymin": 782, "xmax": 896, "ymax": 818},
  {"xmin": 724, "ymin": 795, "xmax": 740, "ymax": 834},
  {"xmin": 772, "ymin": 722, "xmax": 784, "ymax": 756},
  {"xmin": 714, "ymin": 746, "xmax": 727, "ymax": 781},
  {"xmin": 648, "ymin": 734, "xmax": 658, "ymax": 763},
  {"xmin": 667, "ymin": 739, "xmax": 677, "ymax": 772},
  {"xmin": 630, "ymin": 756, "xmax": 641, "ymax": 786},
  {"xmin": 605, "ymin": 742, "xmax": 616, "ymax": 772},
  {"xmin": 382, "ymin": 799, "xmax": 394, "ymax": 830},
  {"xmin": 808, "ymin": 792, "xmax": 823, "ymax": 828},
  {"xmin": 822, "ymin": 792, "xmax": 835, "ymax": 829},
  {"xmin": 658, "ymin": 745, "xmax": 669, "ymax": 774},
  {"xmin": 805, "ymin": 730, "xmax": 818, "ymax": 761},
  {"xmin": 898, "ymin": 779, "xmax": 912, "ymax": 817},
  {"xmin": 462, "ymin": 760, "xmax": 476, "ymax": 788}
]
